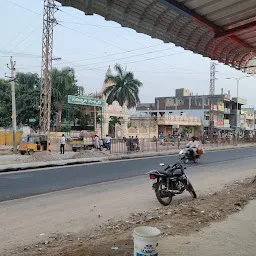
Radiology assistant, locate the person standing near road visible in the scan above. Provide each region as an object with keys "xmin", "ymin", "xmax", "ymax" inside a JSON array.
[
  {"xmin": 126, "ymin": 136, "xmax": 132, "ymax": 152},
  {"xmin": 105, "ymin": 134, "xmax": 112, "ymax": 151},
  {"xmin": 94, "ymin": 135, "xmax": 100, "ymax": 149},
  {"xmin": 159, "ymin": 132, "xmax": 165, "ymax": 145},
  {"xmin": 60, "ymin": 134, "xmax": 66, "ymax": 154},
  {"xmin": 177, "ymin": 134, "xmax": 181, "ymax": 148}
]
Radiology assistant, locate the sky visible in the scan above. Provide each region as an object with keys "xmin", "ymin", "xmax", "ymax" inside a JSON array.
[{"xmin": 1, "ymin": 0, "xmax": 255, "ymax": 106}]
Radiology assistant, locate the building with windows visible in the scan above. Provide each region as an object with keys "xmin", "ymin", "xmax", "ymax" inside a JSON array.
[
  {"xmin": 241, "ymin": 107, "xmax": 255, "ymax": 131},
  {"xmin": 136, "ymin": 88, "xmax": 247, "ymax": 135}
]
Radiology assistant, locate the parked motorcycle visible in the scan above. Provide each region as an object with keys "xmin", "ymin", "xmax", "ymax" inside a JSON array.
[
  {"xmin": 179, "ymin": 147, "xmax": 203, "ymax": 164},
  {"xmin": 131, "ymin": 142, "xmax": 140, "ymax": 152},
  {"xmin": 148, "ymin": 162, "xmax": 197, "ymax": 206}
]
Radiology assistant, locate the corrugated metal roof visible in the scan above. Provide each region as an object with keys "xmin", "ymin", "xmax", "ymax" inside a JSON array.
[{"xmin": 59, "ymin": 0, "xmax": 256, "ymax": 73}]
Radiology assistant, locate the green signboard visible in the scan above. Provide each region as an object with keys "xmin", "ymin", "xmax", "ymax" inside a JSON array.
[
  {"xmin": 29, "ymin": 118, "xmax": 36, "ymax": 123},
  {"xmin": 68, "ymin": 95, "xmax": 104, "ymax": 107}
]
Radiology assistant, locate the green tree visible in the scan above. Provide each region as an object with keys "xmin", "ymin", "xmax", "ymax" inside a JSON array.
[
  {"xmin": 15, "ymin": 72, "xmax": 40, "ymax": 126},
  {"xmin": 70, "ymin": 104, "xmax": 82, "ymax": 127},
  {"xmin": 109, "ymin": 116, "xmax": 121, "ymax": 126},
  {"xmin": 109, "ymin": 116, "xmax": 121, "ymax": 136},
  {"xmin": 0, "ymin": 79, "xmax": 11, "ymax": 128},
  {"xmin": 180, "ymin": 127, "xmax": 190, "ymax": 137},
  {"xmin": 78, "ymin": 113, "xmax": 91, "ymax": 130},
  {"xmin": 103, "ymin": 64, "xmax": 142, "ymax": 108},
  {"xmin": 52, "ymin": 67, "xmax": 83, "ymax": 131}
]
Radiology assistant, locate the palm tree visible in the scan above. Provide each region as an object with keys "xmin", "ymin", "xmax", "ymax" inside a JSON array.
[{"xmin": 103, "ymin": 64, "xmax": 142, "ymax": 109}]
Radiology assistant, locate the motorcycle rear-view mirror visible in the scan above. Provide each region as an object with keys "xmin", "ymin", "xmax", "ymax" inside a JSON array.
[{"xmin": 159, "ymin": 163, "xmax": 165, "ymax": 166}]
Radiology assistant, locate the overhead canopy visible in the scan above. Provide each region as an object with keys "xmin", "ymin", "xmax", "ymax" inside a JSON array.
[{"xmin": 59, "ymin": 0, "xmax": 256, "ymax": 73}]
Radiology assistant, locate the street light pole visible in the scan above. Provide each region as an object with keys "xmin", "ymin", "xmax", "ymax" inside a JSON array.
[
  {"xmin": 226, "ymin": 76, "xmax": 250, "ymax": 145},
  {"xmin": 147, "ymin": 107, "xmax": 152, "ymax": 139},
  {"xmin": 7, "ymin": 57, "xmax": 17, "ymax": 153},
  {"xmin": 236, "ymin": 79, "xmax": 239, "ymax": 146}
]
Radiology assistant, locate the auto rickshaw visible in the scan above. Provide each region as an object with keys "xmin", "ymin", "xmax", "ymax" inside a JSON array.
[{"xmin": 18, "ymin": 134, "xmax": 51, "ymax": 155}]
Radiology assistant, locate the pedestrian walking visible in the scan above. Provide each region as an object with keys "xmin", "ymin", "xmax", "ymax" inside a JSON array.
[
  {"xmin": 105, "ymin": 134, "xmax": 112, "ymax": 150},
  {"xmin": 60, "ymin": 134, "xmax": 66, "ymax": 154}
]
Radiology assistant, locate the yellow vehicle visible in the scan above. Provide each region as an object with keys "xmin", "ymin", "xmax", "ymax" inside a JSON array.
[
  {"xmin": 69, "ymin": 136, "xmax": 104, "ymax": 152},
  {"xmin": 18, "ymin": 134, "xmax": 51, "ymax": 155}
]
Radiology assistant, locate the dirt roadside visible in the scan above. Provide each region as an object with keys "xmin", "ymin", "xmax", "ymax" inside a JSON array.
[
  {"xmin": 1, "ymin": 161, "xmax": 256, "ymax": 256},
  {"xmin": 6, "ymin": 176, "xmax": 256, "ymax": 256}
]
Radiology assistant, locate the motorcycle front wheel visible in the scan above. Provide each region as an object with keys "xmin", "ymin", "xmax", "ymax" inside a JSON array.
[{"xmin": 155, "ymin": 183, "xmax": 173, "ymax": 206}]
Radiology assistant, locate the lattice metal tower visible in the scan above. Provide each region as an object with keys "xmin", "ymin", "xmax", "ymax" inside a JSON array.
[
  {"xmin": 209, "ymin": 62, "xmax": 217, "ymax": 141},
  {"xmin": 39, "ymin": 0, "xmax": 58, "ymax": 133}
]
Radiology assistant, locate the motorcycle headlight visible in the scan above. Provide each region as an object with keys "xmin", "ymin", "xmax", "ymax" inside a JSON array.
[{"xmin": 179, "ymin": 150, "xmax": 184, "ymax": 155}]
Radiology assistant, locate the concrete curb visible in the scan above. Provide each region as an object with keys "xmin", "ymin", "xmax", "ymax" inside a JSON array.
[
  {"xmin": 0, "ymin": 157, "xmax": 108, "ymax": 173},
  {"xmin": 0, "ymin": 144, "xmax": 255, "ymax": 173}
]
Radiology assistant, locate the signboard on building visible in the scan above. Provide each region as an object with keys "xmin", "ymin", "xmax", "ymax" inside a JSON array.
[
  {"xmin": 216, "ymin": 121, "xmax": 224, "ymax": 127},
  {"xmin": 241, "ymin": 110, "xmax": 247, "ymax": 115},
  {"xmin": 210, "ymin": 105, "xmax": 218, "ymax": 111},
  {"xmin": 68, "ymin": 95, "xmax": 104, "ymax": 107},
  {"xmin": 218, "ymin": 102, "xmax": 224, "ymax": 112},
  {"xmin": 233, "ymin": 97, "xmax": 247, "ymax": 105},
  {"xmin": 224, "ymin": 119, "xmax": 230, "ymax": 128},
  {"xmin": 224, "ymin": 94, "xmax": 231, "ymax": 100}
]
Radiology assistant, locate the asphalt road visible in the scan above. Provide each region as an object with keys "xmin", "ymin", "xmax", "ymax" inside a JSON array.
[{"xmin": 0, "ymin": 147, "xmax": 256, "ymax": 202}]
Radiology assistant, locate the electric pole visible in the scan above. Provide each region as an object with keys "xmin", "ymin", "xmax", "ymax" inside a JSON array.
[
  {"xmin": 7, "ymin": 57, "xmax": 17, "ymax": 153},
  {"xmin": 209, "ymin": 62, "xmax": 217, "ymax": 141},
  {"xmin": 39, "ymin": 0, "xmax": 58, "ymax": 134}
]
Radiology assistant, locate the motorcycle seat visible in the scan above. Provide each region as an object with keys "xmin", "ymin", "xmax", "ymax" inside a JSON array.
[{"xmin": 158, "ymin": 170, "xmax": 176, "ymax": 177}]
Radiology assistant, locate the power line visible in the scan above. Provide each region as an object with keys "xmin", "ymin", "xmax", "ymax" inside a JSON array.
[
  {"xmin": 19, "ymin": 43, "xmax": 33, "ymax": 53},
  {"xmin": 57, "ymin": 46, "xmax": 174, "ymax": 64},
  {"xmin": 18, "ymin": 29, "xmax": 170, "ymax": 70},
  {"xmin": 6, "ymin": 0, "xmax": 42, "ymax": 15},
  {"xmin": 59, "ymin": 24, "xmax": 126, "ymax": 51},
  {"xmin": 0, "ymin": 49, "xmax": 41, "ymax": 58},
  {"xmin": 72, "ymin": 50, "xmax": 187, "ymax": 71},
  {"xmin": 0, "ymin": 55, "xmax": 39, "ymax": 59},
  {"xmin": 58, "ymin": 5, "xmax": 189, "ymax": 73},
  {"xmin": 59, "ymin": 14, "xmax": 191, "ymax": 75},
  {"xmin": 6, "ymin": 1, "xmax": 219, "ymax": 78},
  {"xmin": 0, "ymin": 23, "xmax": 33, "ymax": 49},
  {"xmin": 7, "ymin": 1, "xmax": 184, "ymax": 73},
  {"xmin": 58, "ymin": 46, "xmax": 176, "ymax": 68},
  {"xmin": 9, "ymin": 26, "xmax": 40, "ymax": 52},
  {"xmin": 58, "ymin": 8, "xmax": 110, "ymax": 27},
  {"xmin": 54, "ymin": 41, "xmax": 166, "ymax": 66}
]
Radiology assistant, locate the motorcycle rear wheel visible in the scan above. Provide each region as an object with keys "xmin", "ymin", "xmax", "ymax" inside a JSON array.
[
  {"xmin": 187, "ymin": 180, "xmax": 197, "ymax": 198},
  {"xmin": 193, "ymin": 157, "xmax": 199, "ymax": 163},
  {"xmin": 155, "ymin": 183, "xmax": 173, "ymax": 206},
  {"xmin": 183, "ymin": 157, "xmax": 189, "ymax": 164}
]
